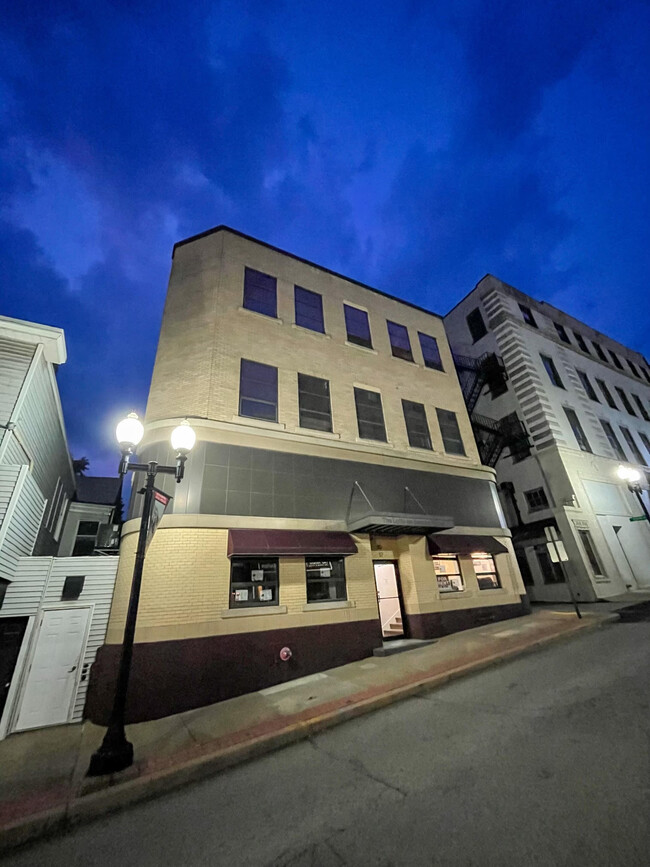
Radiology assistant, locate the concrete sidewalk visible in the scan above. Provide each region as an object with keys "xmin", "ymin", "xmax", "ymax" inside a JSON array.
[{"xmin": 0, "ymin": 607, "xmax": 617, "ymax": 854}]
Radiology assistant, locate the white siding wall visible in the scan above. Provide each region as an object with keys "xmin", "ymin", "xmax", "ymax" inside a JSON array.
[
  {"xmin": 0, "ymin": 466, "xmax": 46, "ymax": 581},
  {"xmin": 0, "ymin": 337, "xmax": 34, "ymax": 426},
  {"xmin": 1, "ymin": 431, "xmax": 30, "ymax": 466}
]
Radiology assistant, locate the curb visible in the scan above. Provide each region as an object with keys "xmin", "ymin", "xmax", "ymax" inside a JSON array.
[{"xmin": 0, "ymin": 613, "xmax": 617, "ymax": 855}]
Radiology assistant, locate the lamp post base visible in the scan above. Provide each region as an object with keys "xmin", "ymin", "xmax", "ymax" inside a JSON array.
[{"xmin": 87, "ymin": 733, "xmax": 134, "ymax": 776}]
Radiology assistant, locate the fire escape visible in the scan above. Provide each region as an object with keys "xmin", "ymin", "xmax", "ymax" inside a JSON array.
[{"xmin": 453, "ymin": 353, "xmax": 530, "ymax": 467}]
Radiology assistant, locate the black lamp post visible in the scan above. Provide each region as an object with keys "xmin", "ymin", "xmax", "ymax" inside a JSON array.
[
  {"xmin": 617, "ymin": 465, "xmax": 650, "ymax": 523},
  {"xmin": 87, "ymin": 413, "xmax": 196, "ymax": 776}
]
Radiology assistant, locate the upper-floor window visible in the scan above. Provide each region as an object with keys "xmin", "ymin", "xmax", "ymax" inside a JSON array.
[
  {"xmin": 554, "ymin": 323, "xmax": 570, "ymax": 343},
  {"xmin": 639, "ymin": 432, "xmax": 650, "ymax": 460},
  {"xmin": 466, "ymin": 307, "xmax": 487, "ymax": 342},
  {"xmin": 620, "ymin": 427, "xmax": 646, "ymax": 466},
  {"xmin": 418, "ymin": 332, "xmax": 444, "ymax": 371},
  {"xmin": 402, "ymin": 400, "xmax": 432, "ymax": 450},
  {"xmin": 592, "ymin": 341, "xmax": 608, "ymax": 362},
  {"xmin": 436, "ymin": 408, "xmax": 466, "ymax": 456},
  {"xmin": 633, "ymin": 395, "xmax": 650, "ymax": 422},
  {"xmin": 564, "ymin": 407, "xmax": 592, "ymax": 453},
  {"xmin": 599, "ymin": 419, "xmax": 627, "ymax": 461},
  {"xmin": 239, "ymin": 359, "xmax": 278, "ymax": 422},
  {"xmin": 643, "ymin": 368, "xmax": 650, "ymax": 385},
  {"xmin": 519, "ymin": 304, "xmax": 538, "ymax": 327},
  {"xmin": 627, "ymin": 359, "xmax": 641, "ymax": 378},
  {"xmin": 573, "ymin": 331, "xmax": 590, "ymax": 354},
  {"xmin": 540, "ymin": 354, "xmax": 564, "ymax": 388},
  {"xmin": 577, "ymin": 370, "xmax": 599, "ymax": 402},
  {"xmin": 72, "ymin": 522, "xmax": 99, "ymax": 556},
  {"xmin": 243, "ymin": 267, "xmax": 277, "ymax": 318},
  {"xmin": 387, "ymin": 320, "xmax": 413, "ymax": 362},
  {"xmin": 294, "ymin": 286, "xmax": 324, "ymax": 333},
  {"xmin": 596, "ymin": 379, "xmax": 617, "ymax": 409},
  {"xmin": 344, "ymin": 305, "xmax": 372, "ymax": 349},
  {"xmin": 610, "ymin": 350, "xmax": 623, "ymax": 370},
  {"xmin": 615, "ymin": 387, "xmax": 636, "ymax": 416},
  {"xmin": 354, "ymin": 387, "xmax": 386, "ymax": 441},
  {"xmin": 524, "ymin": 487, "xmax": 549, "ymax": 512},
  {"xmin": 297, "ymin": 373, "xmax": 332, "ymax": 432}
]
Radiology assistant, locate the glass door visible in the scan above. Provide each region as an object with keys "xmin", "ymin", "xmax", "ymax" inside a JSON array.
[{"xmin": 373, "ymin": 561, "xmax": 404, "ymax": 639}]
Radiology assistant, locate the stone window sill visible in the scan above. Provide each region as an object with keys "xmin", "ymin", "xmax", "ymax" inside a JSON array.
[
  {"xmin": 238, "ymin": 306, "xmax": 284, "ymax": 325},
  {"xmin": 221, "ymin": 605, "xmax": 288, "ymax": 618},
  {"xmin": 232, "ymin": 416, "xmax": 286, "ymax": 431},
  {"xmin": 302, "ymin": 600, "xmax": 355, "ymax": 612},
  {"xmin": 345, "ymin": 341, "xmax": 378, "ymax": 355},
  {"xmin": 291, "ymin": 324, "xmax": 332, "ymax": 339}
]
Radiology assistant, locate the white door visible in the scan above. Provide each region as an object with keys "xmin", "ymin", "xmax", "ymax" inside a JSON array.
[
  {"xmin": 15, "ymin": 608, "xmax": 90, "ymax": 731},
  {"xmin": 598, "ymin": 516, "xmax": 650, "ymax": 589},
  {"xmin": 374, "ymin": 562, "xmax": 404, "ymax": 638}
]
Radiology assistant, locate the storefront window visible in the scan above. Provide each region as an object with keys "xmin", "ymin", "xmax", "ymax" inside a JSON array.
[
  {"xmin": 433, "ymin": 555, "xmax": 464, "ymax": 593},
  {"xmin": 472, "ymin": 554, "xmax": 501, "ymax": 590},
  {"xmin": 230, "ymin": 558, "xmax": 279, "ymax": 608},
  {"xmin": 306, "ymin": 558, "xmax": 347, "ymax": 602}
]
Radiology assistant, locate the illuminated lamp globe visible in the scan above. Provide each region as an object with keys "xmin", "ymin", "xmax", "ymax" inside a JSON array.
[
  {"xmin": 171, "ymin": 419, "xmax": 196, "ymax": 454},
  {"xmin": 617, "ymin": 465, "xmax": 641, "ymax": 483},
  {"xmin": 116, "ymin": 412, "xmax": 144, "ymax": 450}
]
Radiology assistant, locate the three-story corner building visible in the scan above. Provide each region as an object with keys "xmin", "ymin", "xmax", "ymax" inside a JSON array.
[
  {"xmin": 444, "ymin": 275, "xmax": 650, "ymax": 603},
  {"xmin": 87, "ymin": 226, "xmax": 528, "ymax": 725}
]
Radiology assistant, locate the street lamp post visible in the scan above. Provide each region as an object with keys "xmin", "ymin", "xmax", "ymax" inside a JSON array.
[
  {"xmin": 616, "ymin": 465, "xmax": 650, "ymax": 523},
  {"xmin": 87, "ymin": 413, "xmax": 196, "ymax": 776}
]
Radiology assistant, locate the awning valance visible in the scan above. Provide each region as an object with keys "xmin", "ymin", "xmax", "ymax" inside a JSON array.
[
  {"xmin": 346, "ymin": 512, "xmax": 454, "ymax": 537},
  {"xmin": 227, "ymin": 529, "xmax": 358, "ymax": 557},
  {"xmin": 427, "ymin": 534, "xmax": 509, "ymax": 556}
]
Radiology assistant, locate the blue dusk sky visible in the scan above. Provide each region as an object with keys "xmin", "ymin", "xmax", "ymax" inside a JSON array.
[{"xmin": 1, "ymin": 1, "xmax": 649, "ymax": 474}]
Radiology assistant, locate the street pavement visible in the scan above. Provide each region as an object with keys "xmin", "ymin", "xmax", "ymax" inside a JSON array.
[{"xmin": 2, "ymin": 618, "xmax": 648, "ymax": 866}]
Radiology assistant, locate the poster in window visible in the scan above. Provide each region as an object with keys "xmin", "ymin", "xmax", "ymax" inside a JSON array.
[
  {"xmin": 472, "ymin": 557, "xmax": 494, "ymax": 574},
  {"xmin": 234, "ymin": 589, "xmax": 249, "ymax": 602},
  {"xmin": 433, "ymin": 558, "xmax": 456, "ymax": 575},
  {"xmin": 251, "ymin": 569, "xmax": 264, "ymax": 581},
  {"xmin": 259, "ymin": 588, "xmax": 273, "ymax": 602}
]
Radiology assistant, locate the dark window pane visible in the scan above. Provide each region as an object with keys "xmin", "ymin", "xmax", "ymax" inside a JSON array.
[
  {"xmin": 633, "ymin": 395, "xmax": 650, "ymax": 421},
  {"xmin": 77, "ymin": 521, "xmax": 99, "ymax": 536},
  {"xmin": 627, "ymin": 359, "xmax": 640, "ymax": 378},
  {"xmin": 519, "ymin": 304, "xmax": 537, "ymax": 327},
  {"xmin": 615, "ymin": 387, "xmax": 636, "ymax": 416},
  {"xmin": 466, "ymin": 307, "xmax": 487, "ymax": 342},
  {"xmin": 243, "ymin": 267, "xmax": 277, "ymax": 318},
  {"xmin": 620, "ymin": 427, "xmax": 646, "ymax": 465},
  {"xmin": 418, "ymin": 332, "xmax": 443, "ymax": 371},
  {"xmin": 534, "ymin": 545, "xmax": 565, "ymax": 584},
  {"xmin": 638, "ymin": 432, "xmax": 650, "ymax": 460},
  {"xmin": 540, "ymin": 354, "xmax": 564, "ymax": 388},
  {"xmin": 239, "ymin": 359, "xmax": 278, "ymax": 421},
  {"xmin": 599, "ymin": 420, "xmax": 627, "ymax": 461},
  {"xmin": 387, "ymin": 320, "xmax": 413, "ymax": 361},
  {"xmin": 564, "ymin": 408, "xmax": 592, "ymax": 452},
  {"xmin": 577, "ymin": 370, "xmax": 599, "ymax": 402},
  {"xmin": 230, "ymin": 558, "xmax": 279, "ymax": 607},
  {"xmin": 298, "ymin": 373, "xmax": 332, "ymax": 432},
  {"xmin": 554, "ymin": 323, "xmax": 570, "ymax": 343},
  {"xmin": 573, "ymin": 332, "xmax": 590, "ymax": 353},
  {"xmin": 294, "ymin": 286, "xmax": 325, "ymax": 333},
  {"xmin": 596, "ymin": 379, "xmax": 617, "ymax": 409},
  {"xmin": 472, "ymin": 554, "xmax": 501, "ymax": 590},
  {"xmin": 61, "ymin": 575, "xmax": 85, "ymax": 601},
  {"xmin": 578, "ymin": 530, "xmax": 604, "ymax": 577},
  {"xmin": 402, "ymin": 400, "xmax": 432, "ymax": 450},
  {"xmin": 593, "ymin": 341, "xmax": 607, "ymax": 362},
  {"xmin": 436, "ymin": 408, "xmax": 466, "ymax": 455},
  {"xmin": 344, "ymin": 305, "xmax": 372, "ymax": 348},
  {"xmin": 610, "ymin": 350, "xmax": 623, "ymax": 369},
  {"xmin": 306, "ymin": 558, "xmax": 347, "ymax": 602},
  {"xmin": 524, "ymin": 488, "xmax": 549, "ymax": 511},
  {"xmin": 72, "ymin": 537, "xmax": 95, "ymax": 556},
  {"xmin": 354, "ymin": 388, "xmax": 387, "ymax": 441}
]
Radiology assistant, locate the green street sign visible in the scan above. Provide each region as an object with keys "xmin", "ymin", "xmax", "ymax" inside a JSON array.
[{"xmin": 629, "ymin": 515, "xmax": 648, "ymax": 522}]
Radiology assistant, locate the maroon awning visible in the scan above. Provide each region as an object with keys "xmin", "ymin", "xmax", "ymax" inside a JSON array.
[
  {"xmin": 427, "ymin": 534, "xmax": 509, "ymax": 556},
  {"xmin": 227, "ymin": 529, "xmax": 358, "ymax": 557}
]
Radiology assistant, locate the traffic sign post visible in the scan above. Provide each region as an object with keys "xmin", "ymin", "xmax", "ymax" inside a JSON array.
[{"xmin": 544, "ymin": 526, "xmax": 581, "ymax": 619}]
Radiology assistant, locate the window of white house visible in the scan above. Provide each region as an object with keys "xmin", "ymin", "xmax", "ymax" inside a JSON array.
[
  {"xmin": 472, "ymin": 554, "xmax": 501, "ymax": 590},
  {"xmin": 433, "ymin": 555, "xmax": 464, "ymax": 593},
  {"xmin": 230, "ymin": 558, "xmax": 279, "ymax": 608},
  {"xmin": 305, "ymin": 558, "xmax": 347, "ymax": 602},
  {"xmin": 72, "ymin": 521, "xmax": 99, "ymax": 556},
  {"xmin": 61, "ymin": 575, "xmax": 85, "ymax": 601}
]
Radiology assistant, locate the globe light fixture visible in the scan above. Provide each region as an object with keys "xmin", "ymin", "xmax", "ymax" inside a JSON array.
[
  {"xmin": 615, "ymin": 464, "xmax": 650, "ymax": 527},
  {"xmin": 617, "ymin": 465, "xmax": 641, "ymax": 484},
  {"xmin": 116, "ymin": 411, "xmax": 145, "ymax": 450}
]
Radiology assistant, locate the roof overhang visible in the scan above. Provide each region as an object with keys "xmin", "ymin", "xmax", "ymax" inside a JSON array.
[
  {"xmin": 227, "ymin": 529, "xmax": 358, "ymax": 557},
  {"xmin": 0, "ymin": 316, "xmax": 67, "ymax": 364},
  {"xmin": 427, "ymin": 534, "xmax": 509, "ymax": 556},
  {"xmin": 346, "ymin": 512, "xmax": 454, "ymax": 537}
]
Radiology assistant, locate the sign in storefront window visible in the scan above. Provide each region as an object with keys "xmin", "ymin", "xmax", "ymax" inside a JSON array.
[
  {"xmin": 472, "ymin": 554, "xmax": 501, "ymax": 590},
  {"xmin": 433, "ymin": 555, "xmax": 464, "ymax": 593},
  {"xmin": 230, "ymin": 558, "xmax": 279, "ymax": 608},
  {"xmin": 306, "ymin": 558, "xmax": 347, "ymax": 602}
]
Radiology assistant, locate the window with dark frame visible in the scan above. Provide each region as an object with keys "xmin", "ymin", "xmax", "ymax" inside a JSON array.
[
  {"xmin": 297, "ymin": 373, "xmax": 332, "ymax": 432},
  {"xmin": 294, "ymin": 286, "xmax": 325, "ymax": 333},
  {"xmin": 564, "ymin": 407, "xmax": 592, "ymax": 452},
  {"xmin": 305, "ymin": 557, "xmax": 347, "ymax": 602},
  {"xmin": 239, "ymin": 359, "xmax": 278, "ymax": 422},
  {"xmin": 432, "ymin": 555, "xmax": 464, "ymax": 593},
  {"xmin": 418, "ymin": 332, "xmax": 444, "ymax": 371},
  {"xmin": 554, "ymin": 323, "xmax": 570, "ymax": 343},
  {"xmin": 344, "ymin": 305, "xmax": 372, "ymax": 349},
  {"xmin": 593, "ymin": 341, "xmax": 608, "ymax": 362},
  {"xmin": 577, "ymin": 370, "xmax": 599, "ymax": 402},
  {"xmin": 633, "ymin": 395, "xmax": 650, "ymax": 421},
  {"xmin": 436, "ymin": 408, "xmax": 466, "ymax": 455},
  {"xmin": 577, "ymin": 530, "xmax": 605, "ymax": 578},
  {"xmin": 610, "ymin": 350, "xmax": 623, "ymax": 370},
  {"xmin": 643, "ymin": 368, "xmax": 650, "ymax": 385},
  {"xmin": 518, "ymin": 304, "xmax": 538, "ymax": 327},
  {"xmin": 596, "ymin": 379, "xmax": 617, "ymax": 409},
  {"xmin": 402, "ymin": 400, "xmax": 433, "ymax": 450},
  {"xmin": 573, "ymin": 331, "xmax": 590, "ymax": 353},
  {"xmin": 619, "ymin": 427, "xmax": 646, "ymax": 466},
  {"xmin": 466, "ymin": 307, "xmax": 487, "ymax": 342},
  {"xmin": 627, "ymin": 359, "xmax": 641, "ymax": 378},
  {"xmin": 243, "ymin": 267, "xmax": 277, "ymax": 318},
  {"xmin": 354, "ymin": 388, "xmax": 387, "ymax": 441},
  {"xmin": 472, "ymin": 554, "xmax": 501, "ymax": 590},
  {"xmin": 524, "ymin": 487, "xmax": 549, "ymax": 512},
  {"xmin": 615, "ymin": 387, "xmax": 636, "ymax": 416},
  {"xmin": 387, "ymin": 320, "xmax": 413, "ymax": 362},
  {"xmin": 599, "ymin": 420, "xmax": 627, "ymax": 461},
  {"xmin": 61, "ymin": 575, "xmax": 85, "ymax": 601},
  {"xmin": 230, "ymin": 557, "xmax": 279, "ymax": 607},
  {"xmin": 540, "ymin": 354, "xmax": 564, "ymax": 388},
  {"xmin": 72, "ymin": 521, "xmax": 99, "ymax": 557},
  {"xmin": 639, "ymin": 432, "xmax": 650, "ymax": 461},
  {"xmin": 534, "ymin": 545, "xmax": 565, "ymax": 584}
]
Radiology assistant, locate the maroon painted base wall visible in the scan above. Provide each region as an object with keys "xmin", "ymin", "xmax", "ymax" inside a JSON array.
[
  {"xmin": 85, "ymin": 619, "xmax": 384, "ymax": 725},
  {"xmin": 403, "ymin": 595, "xmax": 531, "ymax": 640}
]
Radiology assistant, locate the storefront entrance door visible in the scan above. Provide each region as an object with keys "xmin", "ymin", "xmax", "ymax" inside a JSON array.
[{"xmin": 373, "ymin": 561, "xmax": 404, "ymax": 639}]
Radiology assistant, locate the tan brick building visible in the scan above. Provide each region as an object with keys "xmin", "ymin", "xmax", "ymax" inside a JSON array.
[{"xmin": 87, "ymin": 227, "xmax": 528, "ymax": 723}]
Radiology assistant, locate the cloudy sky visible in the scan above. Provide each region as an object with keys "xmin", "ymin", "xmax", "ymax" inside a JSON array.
[{"xmin": 1, "ymin": 0, "xmax": 649, "ymax": 473}]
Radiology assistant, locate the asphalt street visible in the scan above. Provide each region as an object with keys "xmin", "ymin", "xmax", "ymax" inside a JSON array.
[{"xmin": 3, "ymin": 620, "xmax": 649, "ymax": 867}]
